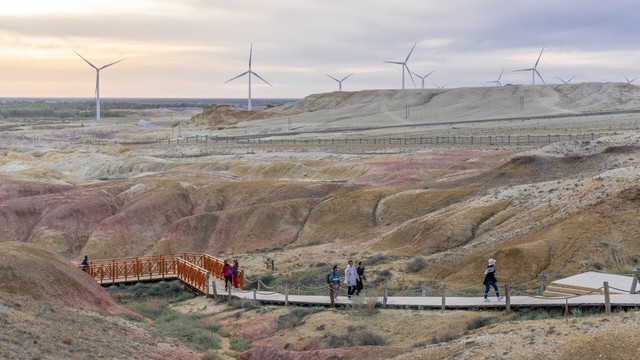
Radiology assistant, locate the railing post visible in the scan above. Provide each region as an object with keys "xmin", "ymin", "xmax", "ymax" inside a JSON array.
[
  {"xmin": 421, "ymin": 283, "xmax": 426, "ymax": 297},
  {"xmin": 136, "ymin": 257, "xmax": 141, "ymax": 283},
  {"xmin": 383, "ymin": 284, "xmax": 388, "ymax": 308},
  {"xmin": 298, "ymin": 285, "xmax": 302, "ymax": 296},
  {"xmin": 285, "ymin": 283, "xmax": 289, "ymax": 306},
  {"xmin": 441, "ymin": 283, "xmax": 446, "ymax": 310},
  {"xmin": 604, "ymin": 281, "xmax": 611, "ymax": 314},
  {"xmin": 539, "ymin": 271, "xmax": 546, "ymax": 296},
  {"xmin": 505, "ymin": 284, "xmax": 511, "ymax": 314},
  {"xmin": 630, "ymin": 267, "xmax": 640, "ymax": 293},
  {"xmin": 111, "ymin": 259, "xmax": 115, "ymax": 284},
  {"xmin": 228, "ymin": 284, "xmax": 232, "ymax": 301},
  {"xmin": 212, "ymin": 278, "xmax": 218, "ymax": 299},
  {"xmin": 253, "ymin": 289, "xmax": 257, "ymax": 301}
]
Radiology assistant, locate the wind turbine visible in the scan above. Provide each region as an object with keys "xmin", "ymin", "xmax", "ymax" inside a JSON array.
[
  {"xmin": 556, "ymin": 75, "xmax": 577, "ymax": 84},
  {"xmin": 384, "ymin": 42, "xmax": 417, "ymax": 89},
  {"xmin": 487, "ymin": 68, "xmax": 504, "ymax": 86},
  {"xmin": 326, "ymin": 73, "xmax": 353, "ymax": 91},
  {"xmin": 411, "ymin": 70, "xmax": 435, "ymax": 89},
  {"xmin": 434, "ymin": 83, "xmax": 447, "ymax": 89},
  {"xmin": 514, "ymin": 47, "xmax": 545, "ymax": 85},
  {"xmin": 623, "ymin": 75, "xmax": 638, "ymax": 84},
  {"xmin": 225, "ymin": 43, "xmax": 272, "ymax": 110},
  {"xmin": 74, "ymin": 51, "xmax": 125, "ymax": 122}
]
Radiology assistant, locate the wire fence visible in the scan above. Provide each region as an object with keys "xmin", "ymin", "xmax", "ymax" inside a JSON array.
[{"xmin": 86, "ymin": 131, "xmax": 620, "ymax": 147}]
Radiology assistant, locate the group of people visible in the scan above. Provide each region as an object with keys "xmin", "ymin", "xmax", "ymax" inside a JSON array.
[
  {"xmin": 327, "ymin": 260, "xmax": 366, "ymax": 304},
  {"xmin": 221, "ymin": 259, "xmax": 240, "ymax": 290}
]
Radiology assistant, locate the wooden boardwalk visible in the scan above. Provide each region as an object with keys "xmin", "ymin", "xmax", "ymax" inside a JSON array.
[{"xmin": 208, "ymin": 279, "xmax": 640, "ymax": 310}]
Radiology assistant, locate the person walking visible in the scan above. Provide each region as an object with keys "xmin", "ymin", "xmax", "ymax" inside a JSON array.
[
  {"xmin": 345, "ymin": 260, "xmax": 359, "ymax": 299},
  {"xmin": 355, "ymin": 261, "xmax": 366, "ymax": 296},
  {"xmin": 222, "ymin": 260, "xmax": 233, "ymax": 291},
  {"xmin": 81, "ymin": 255, "xmax": 89, "ymax": 273},
  {"xmin": 232, "ymin": 260, "xmax": 240, "ymax": 289},
  {"xmin": 328, "ymin": 265, "xmax": 341, "ymax": 306},
  {"xmin": 483, "ymin": 258, "xmax": 504, "ymax": 302}
]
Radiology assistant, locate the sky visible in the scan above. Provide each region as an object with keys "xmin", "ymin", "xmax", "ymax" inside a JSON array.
[{"xmin": 1, "ymin": 0, "xmax": 639, "ymax": 99}]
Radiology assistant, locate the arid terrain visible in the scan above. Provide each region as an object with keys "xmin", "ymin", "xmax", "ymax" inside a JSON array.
[{"xmin": 1, "ymin": 83, "xmax": 640, "ymax": 359}]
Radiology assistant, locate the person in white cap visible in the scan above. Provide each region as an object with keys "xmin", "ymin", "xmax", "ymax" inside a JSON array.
[{"xmin": 483, "ymin": 258, "xmax": 504, "ymax": 302}]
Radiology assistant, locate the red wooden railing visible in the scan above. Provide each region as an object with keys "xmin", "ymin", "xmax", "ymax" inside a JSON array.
[{"xmin": 75, "ymin": 253, "xmax": 244, "ymax": 292}]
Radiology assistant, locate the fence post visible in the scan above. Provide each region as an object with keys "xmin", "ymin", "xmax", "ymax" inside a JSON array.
[
  {"xmin": 285, "ymin": 283, "xmax": 289, "ymax": 306},
  {"xmin": 603, "ymin": 281, "xmax": 611, "ymax": 314},
  {"xmin": 298, "ymin": 285, "xmax": 302, "ymax": 296},
  {"xmin": 489, "ymin": 136, "xmax": 492, "ymax": 145},
  {"xmin": 583, "ymin": 263, "xmax": 589, "ymax": 273},
  {"xmin": 539, "ymin": 271, "xmax": 546, "ymax": 296},
  {"xmin": 253, "ymin": 289, "xmax": 256, "ymax": 301},
  {"xmin": 228, "ymin": 285, "xmax": 232, "ymax": 301},
  {"xmin": 212, "ymin": 279, "xmax": 218, "ymax": 299},
  {"xmin": 421, "ymin": 283, "xmax": 426, "ymax": 297},
  {"xmin": 383, "ymin": 284, "xmax": 388, "ymax": 308},
  {"xmin": 505, "ymin": 284, "xmax": 511, "ymax": 314},
  {"xmin": 631, "ymin": 267, "xmax": 640, "ymax": 293},
  {"xmin": 471, "ymin": 136, "xmax": 473, "ymax": 145},
  {"xmin": 441, "ymin": 283, "xmax": 446, "ymax": 310}
]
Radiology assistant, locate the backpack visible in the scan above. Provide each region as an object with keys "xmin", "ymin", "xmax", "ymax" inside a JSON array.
[{"xmin": 326, "ymin": 272, "xmax": 332, "ymax": 284}]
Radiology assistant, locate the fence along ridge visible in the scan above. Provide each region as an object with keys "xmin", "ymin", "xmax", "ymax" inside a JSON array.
[{"xmin": 88, "ymin": 131, "xmax": 620, "ymax": 147}]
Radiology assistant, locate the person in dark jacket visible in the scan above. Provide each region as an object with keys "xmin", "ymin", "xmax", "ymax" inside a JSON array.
[
  {"xmin": 232, "ymin": 260, "xmax": 240, "ymax": 289},
  {"xmin": 483, "ymin": 258, "xmax": 504, "ymax": 302},
  {"xmin": 81, "ymin": 255, "xmax": 89, "ymax": 272},
  {"xmin": 328, "ymin": 265, "xmax": 340, "ymax": 306},
  {"xmin": 355, "ymin": 261, "xmax": 366, "ymax": 295},
  {"xmin": 222, "ymin": 260, "xmax": 233, "ymax": 291}
]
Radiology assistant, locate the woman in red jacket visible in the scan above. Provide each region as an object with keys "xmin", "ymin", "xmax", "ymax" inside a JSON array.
[{"xmin": 222, "ymin": 260, "xmax": 233, "ymax": 291}]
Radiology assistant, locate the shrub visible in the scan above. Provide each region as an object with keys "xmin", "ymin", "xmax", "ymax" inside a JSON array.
[
  {"xmin": 348, "ymin": 294, "xmax": 380, "ymax": 316},
  {"xmin": 241, "ymin": 299, "xmax": 261, "ymax": 311},
  {"xmin": 367, "ymin": 253, "xmax": 389, "ymax": 265},
  {"xmin": 278, "ymin": 306, "xmax": 324, "ymax": 329},
  {"xmin": 526, "ymin": 310, "xmax": 551, "ymax": 321},
  {"xmin": 406, "ymin": 257, "xmax": 427, "ymax": 273},
  {"xmin": 433, "ymin": 325, "xmax": 460, "ymax": 344},
  {"xmin": 229, "ymin": 338, "xmax": 253, "ymax": 352},
  {"xmin": 467, "ymin": 316, "xmax": 495, "ymax": 330},
  {"xmin": 356, "ymin": 331, "xmax": 385, "ymax": 346}
]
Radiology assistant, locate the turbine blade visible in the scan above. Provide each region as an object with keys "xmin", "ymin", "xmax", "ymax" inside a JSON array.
[
  {"xmin": 568, "ymin": 75, "xmax": 577, "ymax": 83},
  {"xmin": 632, "ymin": 77, "xmax": 638, "ymax": 83},
  {"xmin": 225, "ymin": 71, "xmax": 249, "ymax": 83},
  {"xmin": 249, "ymin": 43, "xmax": 253, "ymax": 69},
  {"xmin": 74, "ymin": 51, "xmax": 98, "ymax": 70},
  {"xmin": 498, "ymin": 68, "xmax": 504, "ymax": 81},
  {"xmin": 425, "ymin": 69, "xmax": 436, "ymax": 78},
  {"xmin": 384, "ymin": 61, "xmax": 403, "ymax": 65},
  {"xmin": 251, "ymin": 71, "xmax": 272, "ymax": 87},
  {"xmin": 556, "ymin": 76, "xmax": 566, "ymax": 84},
  {"xmin": 405, "ymin": 41, "xmax": 417, "ymax": 63},
  {"xmin": 535, "ymin": 69, "xmax": 545, "ymax": 84},
  {"xmin": 534, "ymin": 46, "xmax": 544, "ymax": 68},
  {"xmin": 327, "ymin": 74, "xmax": 340, "ymax": 82},
  {"xmin": 341, "ymin": 73, "xmax": 353, "ymax": 82},
  {"xmin": 404, "ymin": 64, "xmax": 416, "ymax": 87},
  {"xmin": 514, "ymin": 68, "xmax": 533, "ymax": 72},
  {"xmin": 99, "ymin": 58, "xmax": 125, "ymax": 70}
]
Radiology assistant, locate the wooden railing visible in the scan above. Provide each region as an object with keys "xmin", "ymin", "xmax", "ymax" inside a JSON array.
[{"xmin": 76, "ymin": 253, "xmax": 244, "ymax": 292}]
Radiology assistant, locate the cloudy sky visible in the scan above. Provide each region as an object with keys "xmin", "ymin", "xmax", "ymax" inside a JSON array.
[{"xmin": 1, "ymin": 0, "xmax": 639, "ymax": 99}]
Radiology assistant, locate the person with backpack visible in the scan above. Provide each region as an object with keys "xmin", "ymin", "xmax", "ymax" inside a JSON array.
[
  {"xmin": 356, "ymin": 261, "xmax": 366, "ymax": 296},
  {"xmin": 222, "ymin": 260, "xmax": 233, "ymax": 291},
  {"xmin": 81, "ymin": 255, "xmax": 89, "ymax": 273},
  {"xmin": 344, "ymin": 260, "xmax": 360, "ymax": 299},
  {"xmin": 327, "ymin": 265, "xmax": 341, "ymax": 306},
  {"xmin": 483, "ymin": 258, "xmax": 504, "ymax": 302},
  {"xmin": 232, "ymin": 260, "xmax": 240, "ymax": 289}
]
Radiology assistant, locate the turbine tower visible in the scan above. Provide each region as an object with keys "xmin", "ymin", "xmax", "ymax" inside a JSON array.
[
  {"xmin": 556, "ymin": 75, "xmax": 577, "ymax": 84},
  {"xmin": 623, "ymin": 75, "xmax": 638, "ymax": 85},
  {"xmin": 326, "ymin": 73, "xmax": 353, "ymax": 91},
  {"xmin": 514, "ymin": 47, "xmax": 545, "ymax": 85},
  {"xmin": 487, "ymin": 68, "xmax": 504, "ymax": 86},
  {"xmin": 384, "ymin": 42, "xmax": 417, "ymax": 89},
  {"xmin": 411, "ymin": 70, "xmax": 435, "ymax": 89},
  {"xmin": 74, "ymin": 51, "xmax": 125, "ymax": 122},
  {"xmin": 225, "ymin": 43, "xmax": 272, "ymax": 111}
]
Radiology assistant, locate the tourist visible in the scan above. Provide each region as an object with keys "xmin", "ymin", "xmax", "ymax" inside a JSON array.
[
  {"xmin": 356, "ymin": 261, "xmax": 366, "ymax": 296},
  {"xmin": 232, "ymin": 260, "xmax": 240, "ymax": 289},
  {"xmin": 81, "ymin": 255, "xmax": 89, "ymax": 273},
  {"xmin": 222, "ymin": 260, "xmax": 233, "ymax": 291},
  {"xmin": 328, "ymin": 265, "xmax": 341, "ymax": 306},
  {"xmin": 483, "ymin": 258, "xmax": 504, "ymax": 302},
  {"xmin": 345, "ymin": 260, "xmax": 359, "ymax": 299}
]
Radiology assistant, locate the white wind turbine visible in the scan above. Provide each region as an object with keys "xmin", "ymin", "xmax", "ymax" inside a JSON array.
[
  {"xmin": 326, "ymin": 73, "xmax": 353, "ymax": 91},
  {"xmin": 514, "ymin": 47, "xmax": 545, "ymax": 85},
  {"xmin": 384, "ymin": 42, "xmax": 417, "ymax": 89},
  {"xmin": 434, "ymin": 83, "xmax": 447, "ymax": 89},
  {"xmin": 487, "ymin": 68, "xmax": 504, "ymax": 86},
  {"xmin": 556, "ymin": 75, "xmax": 577, "ymax": 84},
  {"xmin": 411, "ymin": 70, "xmax": 435, "ymax": 89},
  {"xmin": 623, "ymin": 75, "xmax": 638, "ymax": 84},
  {"xmin": 225, "ymin": 43, "xmax": 272, "ymax": 110},
  {"xmin": 74, "ymin": 51, "xmax": 125, "ymax": 122}
]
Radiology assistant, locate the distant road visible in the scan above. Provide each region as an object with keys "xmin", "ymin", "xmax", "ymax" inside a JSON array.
[{"xmin": 243, "ymin": 108, "xmax": 640, "ymax": 139}]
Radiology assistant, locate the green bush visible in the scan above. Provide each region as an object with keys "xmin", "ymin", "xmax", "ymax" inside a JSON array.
[
  {"xmin": 230, "ymin": 338, "xmax": 253, "ymax": 352},
  {"xmin": 356, "ymin": 331, "xmax": 385, "ymax": 346},
  {"xmin": 278, "ymin": 306, "xmax": 324, "ymax": 329},
  {"xmin": 526, "ymin": 310, "xmax": 551, "ymax": 320},
  {"xmin": 433, "ymin": 325, "xmax": 460, "ymax": 344},
  {"xmin": 241, "ymin": 299, "xmax": 261, "ymax": 311},
  {"xmin": 467, "ymin": 316, "xmax": 495, "ymax": 330}
]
